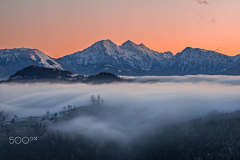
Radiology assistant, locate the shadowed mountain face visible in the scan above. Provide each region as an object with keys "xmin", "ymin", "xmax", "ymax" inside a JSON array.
[{"xmin": 1, "ymin": 40, "xmax": 240, "ymax": 79}]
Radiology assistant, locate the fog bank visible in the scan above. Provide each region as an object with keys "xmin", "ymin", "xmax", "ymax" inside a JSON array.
[
  {"xmin": 125, "ymin": 75, "xmax": 240, "ymax": 85},
  {"xmin": 0, "ymin": 75, "xmax": 239, "ymax": 142}
]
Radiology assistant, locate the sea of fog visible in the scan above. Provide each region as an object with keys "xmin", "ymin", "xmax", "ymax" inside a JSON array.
[{"xmin": 0, "ymin": 75, "xmax": 239, "ymax": 142}]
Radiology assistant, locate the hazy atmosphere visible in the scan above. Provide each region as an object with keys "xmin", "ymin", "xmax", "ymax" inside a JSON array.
[
  {"xmin": 1, "ymin": 0, "xmax": 240, "ymax": 159},
  {"xmin": 1, "ymin": 76, "xmax": 239, "ymax": 142}
]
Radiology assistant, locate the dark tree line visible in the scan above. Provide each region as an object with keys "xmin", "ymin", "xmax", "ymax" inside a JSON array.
[
  {"xmin": 87, "ymin": 72, "xmax": 123, "ymax": 83},
  {"xmin": 90, "ymin": 94, "xmax": 104, "ymax": 104}
]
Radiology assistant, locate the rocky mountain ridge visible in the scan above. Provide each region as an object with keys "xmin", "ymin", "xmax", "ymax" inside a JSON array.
[{"xmin": 0, "ymin": 40, "xmax": 239, "ymax": 79}]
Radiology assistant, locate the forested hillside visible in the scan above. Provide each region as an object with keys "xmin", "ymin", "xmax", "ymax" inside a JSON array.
[{"xmin": 0, "ymin": 110, "xmax": 239, "ymax": 160}]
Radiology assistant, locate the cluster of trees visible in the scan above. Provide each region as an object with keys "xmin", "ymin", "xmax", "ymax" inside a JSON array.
[
  {"xmin": 63, "ymin": 105, "xmax": 76, "ymax": 110},
  {"xmin": 30, "ymin": 123, "xmax": 46, "ymax": 135},
  {"xmin": 135, "ymin": 110, "xmax": 240, "ymax": 160},
  {"xmin": 43, "ymin": 110, "xmax": 60, "ymax": 120},
  {"xmin": 0, "ymin": 110, "xmax": 18, "ymax": 125},
  {"xmin": 88, "ymin": 72, "xmax": 120, "ymax": 79},
  {"xmin": 42, "ymin": 104, "xmax": 77, "ymax": 121},
  {"xmin": 87, "ymin": 72, "xmax": 123, "ymax": 83},
  {"xmin": 90, "ymin": 94, "xmax": 104, "ymax": 104}
]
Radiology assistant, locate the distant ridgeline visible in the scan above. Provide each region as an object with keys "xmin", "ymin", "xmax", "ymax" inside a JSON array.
[{"xmin": 6, "ymin": 65, "xmax": 123, "ymax": 83}]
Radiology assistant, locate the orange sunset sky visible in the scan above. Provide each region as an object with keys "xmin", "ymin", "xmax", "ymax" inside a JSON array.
[{"xmin": 0, "ymin": 0, "xmax": 240, "ymax": 58}]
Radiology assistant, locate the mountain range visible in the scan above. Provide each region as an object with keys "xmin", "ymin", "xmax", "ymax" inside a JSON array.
[{"xmin": 0, "ymin": 40, "xmax": 239, "ymax": 79}]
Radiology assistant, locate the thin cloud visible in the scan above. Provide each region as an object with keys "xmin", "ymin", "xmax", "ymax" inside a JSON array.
[
  {"xmin": 198, "ymin": 14, "xmax": 203, "ymax": 18},
  {"xmin": 197, "ymin": 0, "xmax": 209, "ymax": 5},
  {"xmin": 211, "ymin": 18, "xmax": 217, "ymax": 23},
  {"xmin": 215, "ymin": 47, "xmax": 221, "ymax": 52}
]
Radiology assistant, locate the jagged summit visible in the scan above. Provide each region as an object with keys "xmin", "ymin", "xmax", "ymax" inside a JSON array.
[
  {"xmin": 182, "ymin": 47, "xmax": 220, "ymax": 53},
  {"xmin": 181, "ymin": 47, "xmax": 207, "ymax": 53},
  {"xmin": 120, "ymin": 40, "xmax": 149, "ymax": 52},
  {"xmin": 93, "ymin": 39, "xmax": 115, "ymax": 46},
  {"xmin": 1, "ymin": 40, "xmax": 239, "ymax": 79},
  {"xmin": 179, "ymin": 47, "xmax": 229, "ymax": 58},
  {"xmin": 121, "ymin": 41, "xmax": 149, "ymax": 50},
  {"xmin": 48, "ymin": 40, "xmax": 240, "ymax": 76},
  {"xmin": 121, "ymin": 40, "xmax": 152, "ymax": 52},
  {"xmin": 121, "ymin": 40, "xmax": 138, "ymax": 47},
  {"xmin": 138, "ymin": 43, "xmax": 147, "ymax": 48},
  {"xmin": 84, "ymin": 39, "xmax": 119, "ymax": 51}
]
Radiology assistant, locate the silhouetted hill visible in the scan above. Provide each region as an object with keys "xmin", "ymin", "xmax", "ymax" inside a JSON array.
[
  {"xmin": 86, "ymin": 72, "xmax": 124, "ymax": 83},
  {"xmin": 4, "ymin": 66, "xmax": 126, "ymax": 83},
  {"xmin": 8, "ymin": 65, "xmax": 72, "ymax": 81}
]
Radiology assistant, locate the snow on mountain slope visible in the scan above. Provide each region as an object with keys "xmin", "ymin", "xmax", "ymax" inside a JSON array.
[
  {"xmin": 0, "ymin": 48, "xmax": 63, "ymax": 70},
  {"xmin": 120, "ymin": 40, "xmax": 173, "ymax": 70},
  {"xmin": 0, "ymin": 40, "xmax": 239, "ymax": 79},
  {"xmin": 59, "ymin": 40, "xmax": 134, "ymax": 69},
  {"xmin": 232, "ymin": 54, "xmax": 240, "ymax": 62},
  {"xmin": 59, "ymin": 40, "xmax": 173, "ymax": 71},
  {"xmin": 0, "ymin": 48, "xmax": 63, "ymax": 79},
  {"xmin": 31, "ymin": 49, "xmax": 63, "ymax": 70},
  {"xmin": 164, "ymin": 47, "xmax": 237, "ymax": 74},
  {"xmin": 58, "ymin": 40, "xmax": 239, "ymax": 75}
]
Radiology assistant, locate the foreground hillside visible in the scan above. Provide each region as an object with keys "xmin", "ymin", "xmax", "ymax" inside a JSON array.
[{"xmin": 0, "ymin": 107, "xmax": 239, "ymax": 160}]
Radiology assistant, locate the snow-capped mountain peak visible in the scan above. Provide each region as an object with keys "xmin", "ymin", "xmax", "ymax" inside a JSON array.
[
  {"xmin": 0, "ymin": 48, "xmax": 62, "ymax": 69},
  {"xmin": 88, "ymin": 39, "xmax": 117, "ymax": 51},
  {"xmin": 87, "ymin": 39, "xmax": 123, "ymax": 56},
  {"xmin": 121, "ymin": 40, "xmax": 139, "ymax": 49},
  {"xmin": 138, "ymin": 43, "xmax": 146, "ymax": 48},
  {"xmin": 0, "ymin": 48, "xmax": 63, "ymax": 79},
  {"xmin": 1, "ymin": 41, "xmax": 239, "ymax": 79}
]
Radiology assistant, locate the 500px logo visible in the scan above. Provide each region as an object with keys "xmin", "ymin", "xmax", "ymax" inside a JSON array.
[{"xmin": 9, "ymin": 136, "xmax": 38, "ymax": 144}]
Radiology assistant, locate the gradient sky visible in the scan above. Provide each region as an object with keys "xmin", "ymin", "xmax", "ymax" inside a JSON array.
[{"xmin": 1, "ymin": 0, "xmax": 240, "ymax": 58}]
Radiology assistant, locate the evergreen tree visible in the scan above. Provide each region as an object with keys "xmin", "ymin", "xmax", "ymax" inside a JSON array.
[
  {"xmin": 90, "ymin": 95, "xmax": 96, "ymax": 104},
  {"xmin": 10, "ymin": 118, "xmax": 15, "ymax": 124},
  {"xmin": 97, "ymin": 94, "xmax": 100, "ymax": 104}
]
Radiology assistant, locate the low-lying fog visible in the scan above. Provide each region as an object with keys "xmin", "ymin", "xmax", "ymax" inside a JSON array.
[
  {"xmin": 125, "ymin": 75, "xmax": 240, "ymax": 85},
  {"xmin": 0, "ymin": 75, "xmax": 239, "ymax": 142}
]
